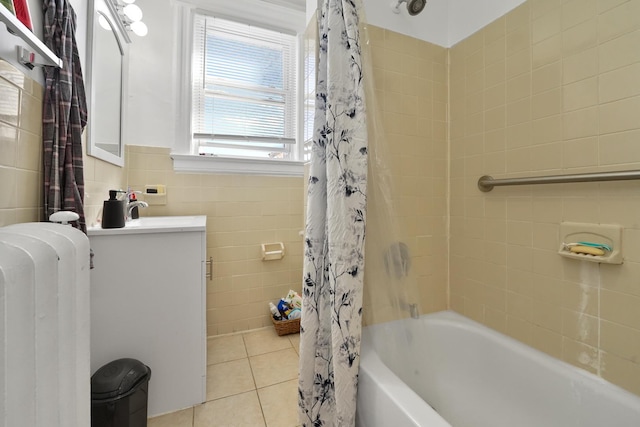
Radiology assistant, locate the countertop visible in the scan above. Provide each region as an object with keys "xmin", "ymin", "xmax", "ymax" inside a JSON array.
[{"xmin": 87, "ymin": 216, "xmax": 207, "ymax": 236}]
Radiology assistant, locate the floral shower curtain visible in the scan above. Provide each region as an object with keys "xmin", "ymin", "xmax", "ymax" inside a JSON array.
[{"xmin": 298, "ymin": 0, "xmax": 368, "ymax": 425}]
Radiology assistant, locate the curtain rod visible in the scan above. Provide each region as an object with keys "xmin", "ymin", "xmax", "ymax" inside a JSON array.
[{"xmin": 478, "ymin": 170, "xmax": 640, "ymax": 192}]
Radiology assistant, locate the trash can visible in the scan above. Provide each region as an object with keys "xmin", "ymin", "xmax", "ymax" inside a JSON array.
[{"xmin": 91, "ymin": 358, "xmax": 152, "ymax": 427}]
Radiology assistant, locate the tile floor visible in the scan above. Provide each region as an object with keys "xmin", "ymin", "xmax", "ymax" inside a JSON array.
[{"xmin": 148, "ymin": 327, "xmax": 301, "ymax": 427}]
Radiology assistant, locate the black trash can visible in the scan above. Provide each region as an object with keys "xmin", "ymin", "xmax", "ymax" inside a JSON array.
[{"xmin": 91, "ymin": 358, "xmax": 152, "ymax": 427}]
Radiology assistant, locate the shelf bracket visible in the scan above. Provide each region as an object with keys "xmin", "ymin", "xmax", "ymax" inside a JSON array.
[{"xmin": 1, "ymin": 5, "xmax": 63, "ymax": 69}]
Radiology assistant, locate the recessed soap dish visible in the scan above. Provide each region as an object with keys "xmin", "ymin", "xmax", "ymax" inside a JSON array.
[{"xmin": 558, "ymin": 222, "xmax": 623, "ymax": 264}]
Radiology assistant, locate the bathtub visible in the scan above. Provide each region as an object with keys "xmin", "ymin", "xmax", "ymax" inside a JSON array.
[{"xmin": 356, "ymin": 311, "xmax": 640, "ymax": 427}]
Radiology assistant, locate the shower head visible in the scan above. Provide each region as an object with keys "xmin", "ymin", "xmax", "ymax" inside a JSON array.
[{"xmin": 391, "ymin": 0, "xmax": 427, "ymax": 16}]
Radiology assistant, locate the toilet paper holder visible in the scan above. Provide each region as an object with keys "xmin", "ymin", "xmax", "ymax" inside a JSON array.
[{"xmin": 261, "ymin": 242, "xmax": 285, "ymax": 261}]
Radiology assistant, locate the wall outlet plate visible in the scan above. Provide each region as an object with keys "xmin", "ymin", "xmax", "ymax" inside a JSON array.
[{"xmin": 143, "ymin": 184, "xmax": 167, "ymax": 205}]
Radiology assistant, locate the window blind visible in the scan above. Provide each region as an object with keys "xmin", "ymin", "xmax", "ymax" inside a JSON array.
[{"xmin": 192, "ymin": 14, "xmax": 298, "ymax": 159}]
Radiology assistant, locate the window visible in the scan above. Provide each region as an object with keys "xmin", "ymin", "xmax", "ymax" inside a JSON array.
[{"xmin": 191, "ymin": 14, "xmax": 299, "ymax": 161}]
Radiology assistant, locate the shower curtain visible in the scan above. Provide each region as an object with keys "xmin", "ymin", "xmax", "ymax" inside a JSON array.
[
  {"xmin": 42, "ymin": 0, "xmax": 88, "ymax": 232},
  {"xmin": 298, "ymin": 0, "xmax": 368, "ymax": 425}
]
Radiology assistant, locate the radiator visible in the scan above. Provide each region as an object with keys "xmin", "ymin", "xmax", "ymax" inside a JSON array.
[{"xmin": 0, "ymin": 223, "xmax": 90, "ymax": 427}]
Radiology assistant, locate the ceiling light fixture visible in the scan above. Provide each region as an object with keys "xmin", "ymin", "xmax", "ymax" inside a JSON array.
[{"xmin": 116, "ymin": 0, "xmax": 148, "ymax": 37}]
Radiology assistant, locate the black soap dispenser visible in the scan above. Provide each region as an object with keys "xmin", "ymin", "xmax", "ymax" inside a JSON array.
[{"xmin": 101, "ymin": 190, "xmax": 126, "ymax": 229}]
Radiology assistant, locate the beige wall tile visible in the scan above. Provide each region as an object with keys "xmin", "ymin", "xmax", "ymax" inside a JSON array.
[
  {"xmin": 507, "ymin": 2, "xmax": 531, "ymax": 33},
  {"xmin": 19, "ymin": 92, "xmax": 41, "ymax": 135},
  {"xmin": 506, "ymin": 73, "xmax": 531, "ymax": 103},
  {"xmin": 563, "ymin": 78, "xmax": 598, "ymax": 112},
  {"xmin": 506, "ymin": 48, "xmax": 531, "ymax": 79},
  {"xmin": 531, "ymin": 0, "xmax": 558, "ymax": 20},
  {"xmin": 562, "ymin": 337, "xmax": 599, "ymax": 373},
  {"xmin": 562, "ymin": 19, "xmax": 598, "ymax": 57},
  {"xmin": 507, "ymin": 23, "xmax": 531, "ymax": 55},
  {"xmin": 598, "ymin": 1, "xmax": 640, "ymax": 43},
  {"xmin": 601, "ymin": 289, "xmax": 640, "ymax": 330},
  {"xmin": 599, "ymin": 63, "xmax": 640, "ymax": 104},
  {"xmin": 0, "ymin": 123, "xmax": 17, "ymax": 168},
  {"xmin": 532, "ymin": 8, "xmax": 561, "ymax": 44},
  {"xmin": 562, "ymin": 108, "xmax": 598, "ymax": 141},
  {"xmin": 562, "ymin": 0, "xmax": 597, "ymax": 30},
  {"xmin": 532, "ymin": 88, "xmax": 561, "ymax": 119},
  {"xmin": 532, "ymin": 34, "xmax": 562, "ymax": 68},
  {"xmin": 562, "ymin": 137, "xmax": 598, "ymax": 169},
  {"xmin": 563, "ymin": 48, "xmax": 598, "ymax": 85},
  {"xmin": 598, "ymin": 29, "xmax": 640, "ymax": 74},
  {"xmin": 601, "ymin": 351, "xmax": 640, "ymax": 396},
  {"xmin": 0, "ymin": 77, "xmax": 20, "ymax": 127},
  {"xmin": 532, "ymin": 325, "xmax": 563, "ymax": 358},
  {"xmin": 532, "ymin": 61, "xmax": 561, "ymax": 94},
  {"xmin": 599, "ymin": 96, "xmax": 640, "ymax": 135},
  {"xmin": 600, "ymin": 320, "xmax": 640, "ymax": 363}
]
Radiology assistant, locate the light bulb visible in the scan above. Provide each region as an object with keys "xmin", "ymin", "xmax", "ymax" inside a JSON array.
[
  {"xmin": 123, "ymin": 4, "xmax": 143, "ymax": 22},
  {"xmin": 98, "ymin": 15, "xmax": 112, "ymax": 31},
  {"xmin": 130, "ymin": 21, "xmax": 148, "ymax": 37}
]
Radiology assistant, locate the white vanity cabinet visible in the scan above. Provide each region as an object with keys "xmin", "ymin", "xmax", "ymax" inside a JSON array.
[{"xmin": 88, "ymin": 216, "xmax": 207, "ymax": 416}]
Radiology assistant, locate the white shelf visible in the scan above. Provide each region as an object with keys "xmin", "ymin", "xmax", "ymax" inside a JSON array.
[{"xmin": 0, "ymin": 5, "xmax": 62, "ymax": 68}]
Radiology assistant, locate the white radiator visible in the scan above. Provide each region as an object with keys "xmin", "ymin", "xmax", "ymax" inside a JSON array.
[{"xmin": 0, "ymin": 222, "xmax": 90, "ymax": 427}]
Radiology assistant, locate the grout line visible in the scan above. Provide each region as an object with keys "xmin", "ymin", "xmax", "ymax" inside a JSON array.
[
  {"xmin": 255, "ymin": 384, "xmax": 269, "ymax": 427},
  {"xmin": 242, "ymin": 333, "xmax": 260, "ymax": 391},
  {"xmin": 243, "ymin": 332, "xmax": 268, "ymax": 426},
  {"xmin": 207, "ymin": 324, "xmax": 273, "ymax": 340}
]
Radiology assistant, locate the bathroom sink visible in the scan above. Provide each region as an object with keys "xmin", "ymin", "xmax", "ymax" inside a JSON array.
[{"xmin": 87, "ymin": 216, "xmax": 206, "ymax": 236}]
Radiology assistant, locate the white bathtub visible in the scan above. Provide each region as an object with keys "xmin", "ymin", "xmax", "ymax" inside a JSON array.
[{"xmin": 356, "ymin": 311, "xmax": 640, "ymax": 427}]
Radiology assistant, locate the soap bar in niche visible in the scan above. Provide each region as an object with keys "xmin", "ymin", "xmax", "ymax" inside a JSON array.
[{"xmin": 570, "ymin": 245, "xmax": 605, "ymax": 256}]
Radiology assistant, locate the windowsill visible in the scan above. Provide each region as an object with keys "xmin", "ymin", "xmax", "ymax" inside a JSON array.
[{"xmin": 171, "ymin": 154, "xmax": 305, "ymax": 177}]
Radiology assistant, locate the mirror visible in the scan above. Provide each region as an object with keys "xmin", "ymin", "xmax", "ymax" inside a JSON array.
[{"xmin": 86, "ymin": 0, "xmax": 130, "ymax": 167}]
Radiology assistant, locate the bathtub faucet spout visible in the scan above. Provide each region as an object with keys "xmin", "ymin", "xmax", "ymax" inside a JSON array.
[
  {"xmin": 409, "ymin": 303, "xmax": 419, "ymax": 319},
  {"xmin": 400, "ymin": 301, "xmax": 420, "ymax": 319}
]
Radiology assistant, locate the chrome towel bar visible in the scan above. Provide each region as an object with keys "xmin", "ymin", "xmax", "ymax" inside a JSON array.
[{"xmin": 478, "ymin": 170, "xmax": 640, "ymax": 192}]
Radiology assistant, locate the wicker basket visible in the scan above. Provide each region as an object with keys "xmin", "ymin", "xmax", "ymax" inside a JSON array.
[{"xmin": 271, "ymin": 316, "xmax": 300, "ymax": 336}]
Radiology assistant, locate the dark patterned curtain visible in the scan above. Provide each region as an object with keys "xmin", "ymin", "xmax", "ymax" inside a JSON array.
[
  {"xmin": 298, "ymin": 0, "xmax": 368, "ymax": 425},
  {"xmin": 42, "ymin": 0, "xmax": 88, "ymax": 232}
]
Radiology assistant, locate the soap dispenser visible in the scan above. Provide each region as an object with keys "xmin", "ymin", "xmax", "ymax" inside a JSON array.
[{"xmin": 101, "ymin": 190, "xmax": 126, "ymax": 229}]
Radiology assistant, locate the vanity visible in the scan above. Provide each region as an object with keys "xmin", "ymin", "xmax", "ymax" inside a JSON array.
[{"xmin": 88, "ymin": 216, "xmax": 207, "ymax": 416}]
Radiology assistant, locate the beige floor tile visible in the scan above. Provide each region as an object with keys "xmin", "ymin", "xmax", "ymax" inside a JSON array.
[
  {"xmin": 208, "ymin": 334, "xmax": 247, "ymax": 365},
  {"xmin": 250, "ymin": 348, "xmax": 299, "ymax": 388},
  {"xmin": 206, "ymin": 358, "xmax": 255, "ymax": 401},
  {"xmin": 258, "ymin": 379, "xmax": 299, "ymax": 427},
  {"xmin": 194, "ymin": 391, "xmax": 266, "ymax": 427},
  {"xmin": 148, "ymin": 407, "xmax": 193, "ymax": 427},
  {"xmin": 288, "ymin": 334, "xmax": 300, "ymax": 354},
  {"xmin": 243, "ymin": 328, "xmax": 293, "ymax": 356}
]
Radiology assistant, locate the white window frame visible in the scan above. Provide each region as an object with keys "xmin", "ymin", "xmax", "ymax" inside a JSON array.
[{"xmin": 172, "ymin": 0, "xmax": 307, "ymax": 176}]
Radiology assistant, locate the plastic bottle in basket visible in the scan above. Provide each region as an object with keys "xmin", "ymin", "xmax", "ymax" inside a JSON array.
[{"xmin": 269, "ymin": 302, "xmax": 283, "ymax": 321}]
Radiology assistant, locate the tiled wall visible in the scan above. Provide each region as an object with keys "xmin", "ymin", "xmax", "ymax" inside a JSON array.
[
  {"xmin": 83, "ymin": 154, "xmax": 127, "ymax": 227},
  {"xmin": 449, "ymin": 0, "xmax": 640, "ymax": 395},
  {"xmin": 0, "ymin": 60, "xmax": 44, "ymax": 227},
  {"xmin": 124, "ymin": 145, "xmax": 304, "ymax": 336},
  {"xmin": 364, "ymin": 25, "xmax": 449, "ymax": 322}
]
